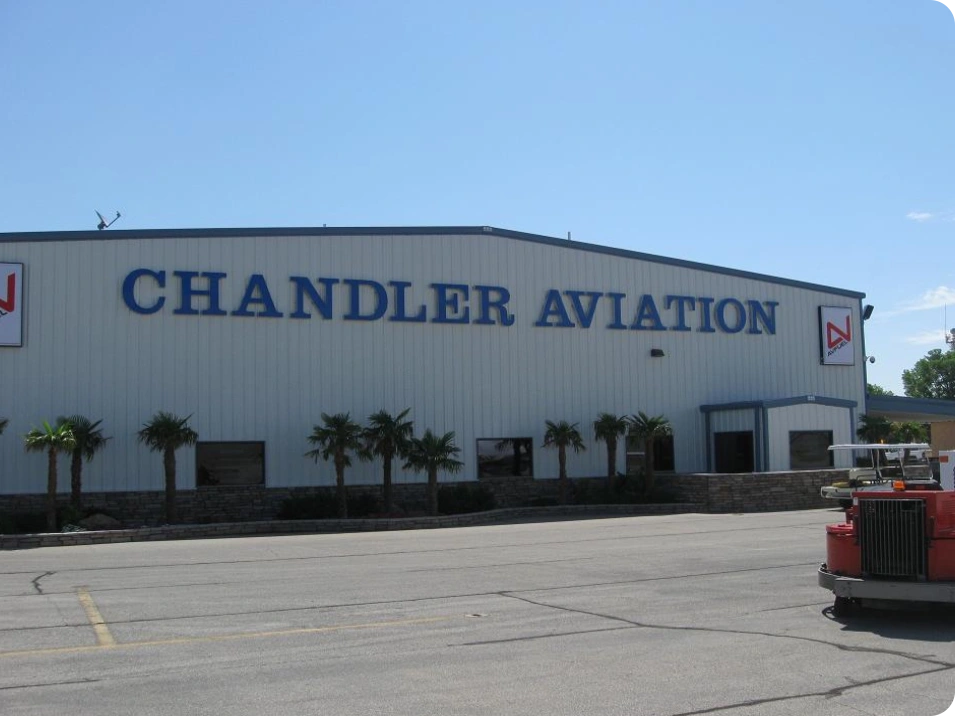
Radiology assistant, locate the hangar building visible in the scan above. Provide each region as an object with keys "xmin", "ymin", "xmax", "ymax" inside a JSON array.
[{"xmin": 0, "ymin": 226, "xmax": 873, "ymax": 497}]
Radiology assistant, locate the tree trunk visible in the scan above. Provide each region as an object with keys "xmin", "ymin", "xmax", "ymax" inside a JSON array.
[
  {"xmin": 428, "ymin": 467, "xmax": 438, "ymax": 516},
  {"xmin": 558, "ymin": 447, "xmax": 568, "ymax": 505},
  {"xmin": 606, "ymin": 438, "xmax": 617, "ymax": 490},
  {"xmin": 70, "ymin": 450, "xmax": 83, "ymax": 510},
  {"xmin": 164, "ymin": 447, "xmax": 177, "ymax": 524},
  {"xmin": 643, "ymin": 440, "xmax": 655, "ymax": 499},
  {"xmin": 46, "ymin": 447, "xmax": 58, "ymax": 532},
  {"xmin": 382, "ymin": 452, "xmax": 393, "ymax": 514},
  {"xmin": 336, "ymin": 452, "xmax": 347, "ymax": 519}
]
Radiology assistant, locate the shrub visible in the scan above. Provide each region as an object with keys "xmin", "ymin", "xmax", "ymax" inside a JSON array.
[
  {"xmin": 523, "ymin": 496, "xmax": 558, "ymax": 508},
  {"xmin": 275, "ymin": 493, "xmax": 338, "ymax": 520},
  {"xmin": 276, "ymin": 491, "xmax": 381, "ymax": 520},
  {"xmin": 438, "ymin": 483, "xmax": 496, "ymax": 515},
  {"xmin": 0, "ymin": 512, "xmax": 47, "ymax": 535},
  {"xmin": 347, "ymin": 491, "xmax": 381, "ymax": 518}
]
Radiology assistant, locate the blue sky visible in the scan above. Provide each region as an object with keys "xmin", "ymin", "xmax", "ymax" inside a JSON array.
[{"xmin": 1, "ymin": 0, "xmax": 953, "ymax": 394}]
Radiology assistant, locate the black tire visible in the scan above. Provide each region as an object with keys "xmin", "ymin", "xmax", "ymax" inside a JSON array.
[
  {"xmin": 833, "ymin": 596, "xmax": 853, "ymax": 617},
  {"xmin": 839, "ymin": 499, "xmax": 853, "ymax": 510}
]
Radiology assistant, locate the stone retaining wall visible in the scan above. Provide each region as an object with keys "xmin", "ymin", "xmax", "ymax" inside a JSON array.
[
  {"xmin": 657, "ymin": 469, "xmax": 845, "ymax": 512},
  {"xmin": 0, "ymin": 469, "xmax": 852, "ymax": 536}
]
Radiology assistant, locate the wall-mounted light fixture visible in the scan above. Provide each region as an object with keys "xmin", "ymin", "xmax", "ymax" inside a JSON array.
[
  {"xmin": 650, "ymin": 348, "xmax": 665, "ymax": 358},
  {"xmin": 862, "ymin": 304, "xmax": 874, "ymax": 321}
]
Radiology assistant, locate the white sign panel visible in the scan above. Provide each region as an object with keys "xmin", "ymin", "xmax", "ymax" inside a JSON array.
[
  {"xmin": 0, "ymin": 263, "xmax": 23, "ymax": 347},
  {"xmin": 940, "ymin": 451, "xmax": 955, "ymax": 491},
  {"xmin": 819, "ymin": 306, "xmax": 854, "ymax": 365}
]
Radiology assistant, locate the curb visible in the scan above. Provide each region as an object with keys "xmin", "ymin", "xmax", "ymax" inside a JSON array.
[{"xmin": 0, "ymin": 503, "xmax": 704, "ymax": 550}]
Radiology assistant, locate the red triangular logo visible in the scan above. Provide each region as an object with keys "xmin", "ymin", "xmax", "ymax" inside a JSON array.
[
  {"xmin": 0, "ymin": 273, "xmax": 14, "ymax": 314},
  {"xmin": 826, "ymin": 316, "xmax": 851, "ymax": 349}
]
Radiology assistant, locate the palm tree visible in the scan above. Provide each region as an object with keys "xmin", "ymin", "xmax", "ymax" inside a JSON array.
[
  {"xmin": 306, "ymin": 412, "xmax": 367, "ymax": 518},
  {"xmin": 137, "ymin": 412, "xmax": 198, "ymax": 524},
  {"xmin": 593, "ymin": 413, "xmax": 628, "ymax": 490},
  {"xmin": 403, "ymin": 430, "xmax": 464, "ymax": 516},
  {"xmin": 628, "ymin": 412, "xmax": 672, "ymax": 499},
  {"xmin": 364, "ymin": 408, "xmax": 414, "ymax": 514},
  {"xmin": 24, "ymin": 421, "xmax": 76, "ymax": 532},
  {"xmin": 542, "ymin": 420, "xmax": 586, "ymax": 505},
  {"xmin": 58, "ymin": 415, "xmax": 109, "ymax": 510}
]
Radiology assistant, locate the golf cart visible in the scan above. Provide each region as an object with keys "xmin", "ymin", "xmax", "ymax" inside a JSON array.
[{"xmin": 820, "ymin": 443, "xmax": 932, "ymax": 509}]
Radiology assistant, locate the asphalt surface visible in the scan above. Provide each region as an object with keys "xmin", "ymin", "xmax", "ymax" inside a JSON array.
[{"xmin": 1, "ymin": 509, "xmax": 953, "ymax": 716}]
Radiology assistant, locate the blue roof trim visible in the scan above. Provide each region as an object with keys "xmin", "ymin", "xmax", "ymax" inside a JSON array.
[
  {"xmin": 763, "ymin": 395, "xmax": 857, "ymax": 409},
  {"xmin": 0, "ymin": 224, "xmax": 866, "ymax": 298},
  {"xmin": 867, "ymin": 394, "xmax": 955, "ymax": 418},
  {"xmin": 701, "ymin": 395, "xmax": 857, "ymax": 413},
  {"xmin": 700, "ymin": 401, "xmax": 763, "ymax": 413}
]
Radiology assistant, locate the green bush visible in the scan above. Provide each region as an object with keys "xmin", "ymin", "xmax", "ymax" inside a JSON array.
[
  {"xmin": 276, "ymin": 491, "xmax": 381, "ymax": 520},
  {"xmin": 523, "ymin": 496, "xmax": 558, "ymax": 507},
  {"xmin": 275, "ymin": 493, "xmax": 338, "ymax": 520},
  {"xmin": 347, "ymin": 492, "xmax": 380, "ymax": 518},
  {"xmin": 0, "ymin": 512, "xmax": 47, "ymax": 535},
  {"xmin": 438, "ymin": 484, "xmax": 496, "ymax": 515},
  {"xmin": 58, "ymin": 504, "xmax": 84, "ymax": 528}
]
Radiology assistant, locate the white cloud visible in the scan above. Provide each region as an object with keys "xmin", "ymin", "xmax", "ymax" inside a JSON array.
[
  {"xmin": 881, "ymin": 286, "xmax": 955, "ymax": 317},
  {"xmin": 907, "ymin": 211, "xmax": 935, "ymax": 222},
  {"xmin": 906, "ymin": 286, "xmax": 955, "ymax": 311},
  {"xmin": 904, "ymin": 329, "xmax": 951, "ymax": 345}
]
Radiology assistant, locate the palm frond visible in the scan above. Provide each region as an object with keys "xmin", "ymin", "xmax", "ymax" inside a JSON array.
[
  {"xmin": 24, "ymin": 420, "xmax": 76, "ymax": 453},
  {"xmin": 305, "ymin": 412, "xmax": 367, "ymax": 462},
  {"xmin": 403, "ymin": 430, "xmax": 464, "ymax": 474},
  {"xmin": 543, "ymin": 420, "xmax": 586, "ymax": 453},
  {"xmin": 137, "ymin": 412, "xmax": 198, "ymax": 452},
  {"xmin": 59, "ymin": 414, "xmax": 110, "ymax": 462}
]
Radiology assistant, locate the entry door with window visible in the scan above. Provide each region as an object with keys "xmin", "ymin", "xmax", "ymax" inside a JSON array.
[{"xmin": 714, "ymin": 431, "xmax": 754, "ymax": 473}]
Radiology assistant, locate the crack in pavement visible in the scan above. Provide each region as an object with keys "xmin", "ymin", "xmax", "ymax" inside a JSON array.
[
  {"xmin": 663, "ymin": 665, "xmax": 954, "ymax": 715},
  {"xmin": 0, "ymin": 561, "xmax": 821, "ymax": 630},
  {"xmin": 496, "ymin": 593, "xmax": 955, "ymax": 714},
  {"xmin": 498, "ymin": 592, "xmax": 955, "ymax": 667},
  {"xmin": 30, "ymin": 572, "xmax": 54, "ymax": 595},
  {"xmin": 0, "ymin": 678, "xmax": 100, "ymax": 692}
]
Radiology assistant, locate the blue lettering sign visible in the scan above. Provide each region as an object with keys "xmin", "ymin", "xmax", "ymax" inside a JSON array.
[
  {"xmin": 389, "ymin": 281, "xmax": 428, "ymax": 323},
  {"xmin": 566, "ymin": 291, "xmax": 602, "ymax": 329},
  {"xmin": 122, "ymin": 268, "xmax": 167, "ymax": 315},
  {"xmin": 119, "ymin": 268, "xmax": 782, "ymax": 339},
  {"xmin": 630, "ymin": 294, "xmax": 666, "ymax": 331},
  {"xmin": 174, "ymin": 271, "xmax": 228, "ymax": 316},
  {"xmin": 475, "ymin": 285, "xmax": 515, "ymax": 326},
  {"xmin": 233, "ymin": 274, "xmax": 283, "ymax": 317},
  {"xmin": 290, "ymin": 277, "xmax": 339, "ymax": 319},
  {"xmin": 344, "ymin": 279, "xmax": 388, "ymax": 321},
  {"xmin": 431, "ymin": 283, "xmax": 470, "ymax": 324},
  {"xmin": 535, "ymin": 290, "xmax": 574, "ymax": 327}
]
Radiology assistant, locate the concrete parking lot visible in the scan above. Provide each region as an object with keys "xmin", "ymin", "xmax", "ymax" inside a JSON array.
[{"xmin": 0, "ymin": 509, "xmax": 953, "ymax": 716}]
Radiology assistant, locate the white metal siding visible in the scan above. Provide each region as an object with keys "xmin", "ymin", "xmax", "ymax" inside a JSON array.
[
  {"xmin": 0, "ymin": 232, "xmax": 866, "ymax": 494},
  {"xmin": 766, "ymin": 404, "xmax": 855, "ymax": 471}
]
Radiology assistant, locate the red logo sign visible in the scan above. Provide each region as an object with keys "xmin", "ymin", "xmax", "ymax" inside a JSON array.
[
  {"xmin": 826, "ymin": 316, "xmax": 851, "ymax": 349},
  {"xmin": 0, "ymin": 272, "xmax": 14, "ymax": 315}
]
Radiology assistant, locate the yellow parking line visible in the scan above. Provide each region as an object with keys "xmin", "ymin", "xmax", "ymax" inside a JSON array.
[
  {"xmin": 0, "ymin": 615, "xmax": 453, "ymax": 659},
  {"xmin": 76, "ymin": 588, "xmax": 116, "ymax": 647}
]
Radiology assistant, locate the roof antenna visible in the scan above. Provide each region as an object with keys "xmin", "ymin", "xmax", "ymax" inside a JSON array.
[{"xmin": 96, "ymin": 210, "xmax": 122, "ymax": 230}]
